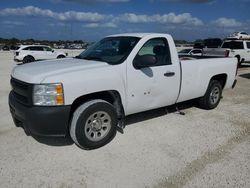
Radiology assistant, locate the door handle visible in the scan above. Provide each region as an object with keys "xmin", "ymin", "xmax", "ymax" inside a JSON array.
[{"xmin": 164, "ymin": 72, "xmax": 175, "ymax": 77}]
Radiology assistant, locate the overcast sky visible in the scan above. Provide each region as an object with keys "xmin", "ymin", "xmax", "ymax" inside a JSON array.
[{"xmin": 0, "ymin": 0, "xmax": 249, "ymax": 41}]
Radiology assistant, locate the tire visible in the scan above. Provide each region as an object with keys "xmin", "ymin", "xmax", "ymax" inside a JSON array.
[
  {"xmin": 23, "ymin": 56, "xmax": 35, "ymax": 64},
  {"xmin": 57, "ymin": 55, "xmax": 65, "ymax": 59},
  {"xmin": 70, "ymin": 99, "xmax": 117, "ymax": 150},
  {"xmin": 199, "ymin": 80, "xmax": 222, "ymax": 110}
]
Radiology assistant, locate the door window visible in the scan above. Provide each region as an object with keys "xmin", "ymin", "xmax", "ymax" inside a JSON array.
[
  {"xmin": 23, "ymin": 47, "xmax": 30, "ymax": 50},
  {"xmin": 136, "ymin": 38, "xmax": 171, "ymax": 66},
  {"xmin": 29, "ymin": 46, "xmax": 44, "ymax": 51},
  {"xmin": 43, "ymin": 47, "xmax": 53, "ymax": 51},
  {"xmin": 246, "ymin": 42, "xmax": 250, "ymax": 49},
  {"xmin": 222, "ymin": 42, "xmax": 244, "ymax": 49},
  {"xmin": 192, "ymin": 50, "xmax": 202, "ymax": 54}
]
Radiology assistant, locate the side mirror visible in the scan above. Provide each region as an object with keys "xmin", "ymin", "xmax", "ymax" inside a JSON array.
[
  {"xmin": 133, "ymin": 55, "xmax": 157, "ymax": 69},
  {"xmin": 52, "ymin": 49, "xmax": 55, "ymax": 53}
]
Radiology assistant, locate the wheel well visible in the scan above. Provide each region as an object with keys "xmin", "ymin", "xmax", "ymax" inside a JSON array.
[
  {"xmin": 70, "ymin": 90, "xmax": 124, "ymax": 121},
  {"xmin": 24, "ymin": 55, "xmax": 34, "ymax": 60},
  {"xmin": 210, "ymin": 74, "xmax": 227, "ymax": 89},
  {"xmin": 235, "ymin": 55, "xmax": 240, "ymax": 62},
  {"xmin": 57, "ymin": 55, "xmax": 65, "ymax": 58}
]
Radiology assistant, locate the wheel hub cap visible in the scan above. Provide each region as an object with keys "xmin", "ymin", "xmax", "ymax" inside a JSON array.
[
  {"xmin": 210, "ymin": 86, "xmax": 220, "ymax": 105},
  {"xmin": 84, "ymin": 111, "xmax": 111, "ymax": 142},
  {"xmin": 91, "ymin": 119, "xmax": 102, "ymax": 131}
]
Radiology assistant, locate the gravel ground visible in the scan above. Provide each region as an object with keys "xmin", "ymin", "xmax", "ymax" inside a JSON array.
[{"xmin": 0, "ymin": 51, "xmax": 249, "ymax": 188}]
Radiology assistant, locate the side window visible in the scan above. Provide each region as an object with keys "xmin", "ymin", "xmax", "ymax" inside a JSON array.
[
  {"xmin": 234, "ymin": 42, "xmax": 244, "ymax": 49},
  {"xmin": 222, "ymin": 42, "xmax": 244, "ymax": 49},
  {"xmin": 43, "ymin": 47, "xmax": 52, "ymax": 51},
  {"xmin": 246, "ymin": 42, "xmax": 250, "ymax": 49},
  {"xmin": 29, "ymin": 47, "xmax": 42, "ymax": 51},
  {"xmin": 23, "ymin": 47, "xmax": 30, "ymax": 50},
  {"xmin": 36, "ymin": 47, "xmax": 44, "ymax": 51},
  {"xmin": 192, "ymin": 50, "xmax": 202, "ymax": 54},
  {"xmin": 136, "ymin": 38, "xmax": 171, "ymax": 66},
  {"xmin": 29, "ymin": 47, "xmax": 36, "ymax": 51}
]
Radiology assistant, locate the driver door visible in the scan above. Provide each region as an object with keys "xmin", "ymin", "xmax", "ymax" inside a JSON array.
[
  {"xmin": 126, "ymin": 37, "xmax": 180, "ymax": 115},
  {"xmin": 43, "ymin": 46, "xmax": 56, "ymax": 59}
]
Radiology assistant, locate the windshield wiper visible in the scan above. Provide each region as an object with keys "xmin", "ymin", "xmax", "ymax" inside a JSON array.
[
  {"xmin": 76, "ymin": 56, "xmax": 113, "ymax": 65},
  {"xmin": 83, "ymin": 56, "xmax": 103, "ymax": 61}
]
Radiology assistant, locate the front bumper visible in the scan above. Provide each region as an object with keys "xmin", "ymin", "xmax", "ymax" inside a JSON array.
[
  {"xmin": 9, "ymin": 91, "xmax": 71, "ymax": 137},
  {"xmin": 14, "ymin": 58, "xmax": 22, "ymax": 62}
]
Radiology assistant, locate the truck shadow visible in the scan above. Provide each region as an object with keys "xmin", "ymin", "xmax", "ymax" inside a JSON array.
[
  {"xmin": 239, "ymin": 63, "xmax": 250, "ymax": 68},
  {"xmin": 32, "ymin": 135, "xmax": 74, "ymax": 146},
  {"xmin": 239, "ymin": 73, "xmax": 250, "ymax": 79},
  {"xmin": 32, "ymin": 100, "xmax": 197, "ymax": 147}
]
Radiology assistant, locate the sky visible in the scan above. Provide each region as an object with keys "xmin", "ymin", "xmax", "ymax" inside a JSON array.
[{"xmin": 0, "ymin": 0, "xmax": 249, "ymax": 42}]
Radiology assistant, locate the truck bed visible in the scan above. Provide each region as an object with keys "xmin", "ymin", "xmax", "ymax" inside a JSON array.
[{"xmin": 177, "ymin": 57, "xmax": 237, "ymax": 103}]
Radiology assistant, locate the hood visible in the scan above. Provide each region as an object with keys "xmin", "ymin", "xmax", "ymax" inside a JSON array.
[{"xmin": 11, "ymin": 58, "xmax": 109, "ymax": 83}]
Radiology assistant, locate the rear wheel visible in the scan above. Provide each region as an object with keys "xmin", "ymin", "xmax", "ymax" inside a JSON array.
[
  {"xmin": 23, "ymin": 56, "xmax": 35, "ymax": 64},
  {"xmin": 57, "ymin": 55, "xmax": 65, "ymax": 59},
  {"xmin": 199, "ymin": 80, "xmax": 222, "ymax": 110},
  {"xmin": 70, "ymin": 99, "xmax": 117, "ymax": 150}
]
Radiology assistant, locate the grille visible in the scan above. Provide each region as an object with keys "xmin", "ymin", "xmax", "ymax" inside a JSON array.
[{"xmin": 10, "ymin": 78, "xmax": 32, "ymax": 106}]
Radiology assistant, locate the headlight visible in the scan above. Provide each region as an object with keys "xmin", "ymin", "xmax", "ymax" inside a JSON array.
[{"xmin": 33, "ymin": 83, "xmax": 64, "ymax": 106}]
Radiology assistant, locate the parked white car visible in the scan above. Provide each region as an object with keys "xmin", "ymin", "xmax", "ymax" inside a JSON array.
[
  {"xmin": 203, "ymin": 40, "xmax": 250, "ymax": 65},
  {"xmin": 14, "ymin": 45, "xmax": 67, "ymax": 63},
  {"xmin": 227, "ymin": 32, "xmax": 250, "ymax": 40},
  {"xmin": 178, "ymin": 48, "xmax": 202, "ymax": 56},
  {"xmin": 9, "ymin": 33, "xmax": 238, "ymax": 149}
]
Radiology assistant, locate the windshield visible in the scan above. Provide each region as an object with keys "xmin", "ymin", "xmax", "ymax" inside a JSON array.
[
  {"xmin": 77, "ymin": 36, "xmax": 140, "ymax": 65},
  {"xmin": 179, "ymin": 49, "xmax": 192, "ymax": 53}
]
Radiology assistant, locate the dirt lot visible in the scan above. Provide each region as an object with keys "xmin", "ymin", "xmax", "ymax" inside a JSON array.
[{"xmin": 0, "ymin": 51, "xmax": 249, "ymax": 188}]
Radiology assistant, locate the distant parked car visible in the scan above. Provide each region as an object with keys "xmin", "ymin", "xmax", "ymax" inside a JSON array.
[
  {"xmin": 227, "ymin": 32, "xmax": 250, "ymax": 40},
  {"xmin": 10, "ymin": 45, "xmax": 19, "ymax": 51},
  {"xmin": 203, "ymin": 40, "xmax": 250, "ymax": 66},
  {"xmin": 203, "ymin": 38, "xmax": 222, "ymax": 48},
  {"xmin": 221, "ymin": 40, "xmax": 250, "ymax": 64},
  {"xmin": 194, "ymin": 38, "xmax": 222, "ymax": 49},
  {"xmin": 178, "ymin": 48, "xmax": 202, "ymax": 56},
  {"xmin": 14, "ymin": 45, "xmax": 67, "ymax": 64},
  {"xmin": 2, "ymin": 46, "xmax": 10, "ymax": 51}
]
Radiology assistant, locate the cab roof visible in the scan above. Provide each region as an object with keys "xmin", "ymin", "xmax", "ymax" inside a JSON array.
[{"xmin": 107, "ymin": 33, "xmax": 169, "ymax": 38}]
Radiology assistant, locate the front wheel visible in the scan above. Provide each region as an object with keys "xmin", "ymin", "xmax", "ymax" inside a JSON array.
[
  {"xmin": 57, "ymin": 55, "xmax": 65, "ymax": 59},
  {"xmin": 199, "ymin": 80, "xmax": 222, "ymax": 110},
  {"xmin": 70, "ymin": 99, "xmax": 117, "ymax": 150},
  {"xmin": 23, "ymin": 56, "xmax": 35, "ymax": 64}
]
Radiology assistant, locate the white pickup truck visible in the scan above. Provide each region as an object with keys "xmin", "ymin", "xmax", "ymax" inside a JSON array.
[
  {"xmin": 203, "ymin": 40, "xmax": 250, "ymax": 66},
  {"xmin": 9, "ymin": 33, "xmax": 238, "ymax": 149}
]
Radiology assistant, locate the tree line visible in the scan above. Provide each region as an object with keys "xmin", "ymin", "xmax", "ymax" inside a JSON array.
[{"xmin": 0, "ymin": 37, "xmax": 86, "ymax": 46}]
